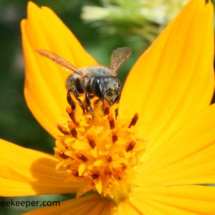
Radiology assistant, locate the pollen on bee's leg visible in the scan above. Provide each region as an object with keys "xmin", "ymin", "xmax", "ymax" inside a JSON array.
[
  {"xmin": 126, "ymin": 140, "xmax": 136, "ymax": 152},
  {"xmin": 66, "ymin": 106, "xmax": 78, "ymax": 125},
  {"xmin": 128, "ymin": 113, "xmax": 139, "ymax": 128},
  {"xmin": 87, "ymin": 134, "xmax": 96, "ymax": 149},
  {"xmin": 57, "ymin": 150, "xmax": 70, "ymax": 159},
  {"xmin": 108, "ymin": 114, "xmax": 115, "ymax": 129},
  {"xmin": 112, "ymin": 130, "xmax": 118, "ymax": 143},
  {"xmin": 68, "ymin": 122, "xmax": 78, "ymax": 138},
  {"xmin": 103, "ymin": 100, "xmax": 110, "ymax": 115},
  {"xmin": 76, "ymin": 152, "xmax": 88, "ymax": 162},
  {"xmin": 56, "ymin": 124, "xmax": 70, "ymax": 135}
]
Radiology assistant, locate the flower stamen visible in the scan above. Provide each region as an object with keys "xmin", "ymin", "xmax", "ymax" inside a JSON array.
[
  {"xmin": 112, "ymin": 130, "xmax": 118, "ymax": 143},
  {"xmin": 122, "ymin": 163, "xmax": 126, "ymax": 169},
  {"xmin": 103, "ymin": 100, "xmax": 110, "ymax": 115},
  {"xmin": 105, "ymin": 154, "xmax": 112, "ymax": 162},
  {"xmin": 128, "ymin": 113, "xmax": 139, "ymax": 128},
  {"xmin": 71, "ymin": 170, "xmax": 79, "ymax": 177},
  {"xmin": 54, "ymin": 100, "xmax": 146, "ymax": 203},
  {"xmin": 56, "ymin": 124, "xmax": 69, "ymax": 135},
  {"xmin": 76, "ymin": 152, "xmax": 88, "ymax": 162},
  {"xmin": 66, "ymin": 106, "xmax": 78, "ymax": 125},
  {"xmin": 87, "ymin": 134, "xmax": 96, "ymax": 149},
  {"xmin": 57, "ymin": 150, "xmax": 70, "ymax": 159},
  {"xmin": 126, "ymin": 140, "xmax": 136, "ymax": 152},
  {"xmin": 68, "ymin": 122, "xmax": 78, "ymax": 138},
  {"xmin": 108, "ymin": 114, "xmax": 115, "ymax": 129},
  {"xmin": 88, "ymin": 172, "xmax": 99, "ymax": 179}
]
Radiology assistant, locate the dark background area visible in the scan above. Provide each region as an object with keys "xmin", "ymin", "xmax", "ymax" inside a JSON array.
[{"xmin": 0, "ymin": 0, "xmax": 214, "ymax": 214}]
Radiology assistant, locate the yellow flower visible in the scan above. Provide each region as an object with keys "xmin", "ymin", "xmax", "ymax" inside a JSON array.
[{"xmin": 1, "ymin": 0, "xmax": 215, "ymax": 214}]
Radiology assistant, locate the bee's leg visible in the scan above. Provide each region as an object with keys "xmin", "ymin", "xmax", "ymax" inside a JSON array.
[
  {"xmin": 85, "ymin": 92, "xmax": 94, "ymax": 118},
  {"xmin": 71, "ymin": 87, "xmax": 86, "ymax": 113},
  {"xmin": 67, "ymin": 89, "xmax": 76, "ymax": 110}
]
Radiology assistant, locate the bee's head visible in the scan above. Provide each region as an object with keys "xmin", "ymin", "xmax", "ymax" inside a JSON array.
[
  {"xmin": 104, "ymin": 77, "xmax": 121, "ymax": 105},
  {"xmin": 92, "ymin": 76, "xmax": 121, "ymax": 105}
]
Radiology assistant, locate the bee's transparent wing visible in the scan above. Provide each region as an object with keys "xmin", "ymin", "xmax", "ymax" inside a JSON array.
[
  {"xmin": 36, "ymin": 49, "xmax": 85, "ymax": 76},
  {"xmin": 110, "ymin": 47, "xmax": 132, "ymax": 76}
]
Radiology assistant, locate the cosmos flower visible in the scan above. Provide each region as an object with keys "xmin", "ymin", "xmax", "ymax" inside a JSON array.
[{"xmin": 1, "ymin": 0, "xmax": 215, "ymax": 214}]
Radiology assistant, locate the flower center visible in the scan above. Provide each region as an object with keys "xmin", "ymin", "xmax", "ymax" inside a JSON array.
[{"xmin": 54, "ymin": 98, "xmax": 147, "ymax": 204}]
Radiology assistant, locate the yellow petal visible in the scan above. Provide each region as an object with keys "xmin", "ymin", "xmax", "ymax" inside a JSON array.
[
  {"xmin": 21, "ymin": 2, "xmax": 98, "ymax": 138},
  {"xmin": 118, "ymin": 199, "xmax": 141, "ymax": 215},
  {"xmin": 23, "ymin": 194, "xmax": 115, "ymax": 215},
  {"xmin": 95, "ymin": 179, "xmax": 103, "ymax": 194},
  {"xmin": 120, "ymin": 0, "xmax": 214, "ymax": 144},
  {"xmin": 130, "ymin": 186, "xmax": 215, "ymax": 215},
  {"xmin": 78, "ymin": 163, "xmax": 86, "ymax": 176},
  {"xmin": 138, "ymin": 104, "xmax": 215, "ymax": 186},
  {"xmin": 87, "ymin": 200, "xmax": 115, "ymax": 215},
  {"xmin": 0, "ymin": 139, "xmax": 81, "ymax": 196}
]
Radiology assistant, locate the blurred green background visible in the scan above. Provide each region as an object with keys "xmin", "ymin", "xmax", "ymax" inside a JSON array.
[{"xmin": 0, "ymin": 0, "xmax": 214, "ymax": 214}]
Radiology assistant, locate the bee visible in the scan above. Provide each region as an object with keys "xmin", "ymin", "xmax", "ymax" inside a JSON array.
[{"xmin": 36, "ymin": 47, "xmax": 132, "ymax": 115}]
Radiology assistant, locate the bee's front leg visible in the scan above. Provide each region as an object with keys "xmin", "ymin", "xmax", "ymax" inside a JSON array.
[
  {"xmin": 71, "ymin": 87, "xmax": 86, "ymax": 114},
  {"xmin": 67, "ymin": 89, "xmax": 76, "ymax": 110},
  {"xmin": 85, "ymin": 92, "xmax": 94, "ymax": 119}
]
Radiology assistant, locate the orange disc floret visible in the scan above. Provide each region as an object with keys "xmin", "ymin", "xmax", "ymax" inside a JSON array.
[{"xmin": 54, "ymin": 101, "xmax": 147, "ymax": 203}]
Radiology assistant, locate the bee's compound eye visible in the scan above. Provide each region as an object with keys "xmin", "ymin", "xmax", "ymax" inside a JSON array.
[
  {"xmin": 91, "ymin": 76, "xmax": 121, "ymax": 105},
  {"xmin": 92, "ymin": 77, "xmax": 104, "ymax": 99}
]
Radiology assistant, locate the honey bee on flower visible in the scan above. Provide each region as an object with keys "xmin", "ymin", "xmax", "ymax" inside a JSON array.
[{"xmin": 35, "ymin": 47, "xmax": 132, "ymax": 116}]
